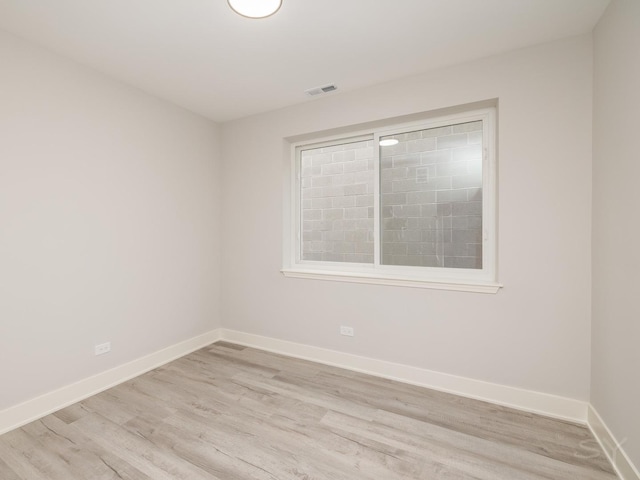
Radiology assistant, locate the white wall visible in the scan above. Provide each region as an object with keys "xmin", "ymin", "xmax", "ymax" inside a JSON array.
[
  {"xmin": 0, "ymin": 30, "xmax": 222, "ymax": 410},
  {"xmin": 592, "ymin": 0, "xmax": 640, "ymax": 470},
  {"xmin": 221, "ymin": 35, "xmax": 594, "ymax": 401}
]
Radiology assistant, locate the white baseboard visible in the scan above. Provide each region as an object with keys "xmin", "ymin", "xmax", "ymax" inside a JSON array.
[
  {"xmin": 0, "ymin": 327, "xmax": 591, "ymax": 438},
  {"xmin": 0, "ymin": 329, "xmax": 222, "ymax": 435},
  {"xmin": 3, "ymin": 328, "xmax": 635, "ymax": 479},
  {"xmin": 588, "ymin": 405, "xmax": 640, "ymax": 480},
  {"xmin": 219, "ymin": 329, "xmax": 588, "ymax": 423}
]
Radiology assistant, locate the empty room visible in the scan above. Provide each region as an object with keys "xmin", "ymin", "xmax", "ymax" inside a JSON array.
[{"xmin": 0, "ymin": 0, "xmax": 638, "ymax": 478}]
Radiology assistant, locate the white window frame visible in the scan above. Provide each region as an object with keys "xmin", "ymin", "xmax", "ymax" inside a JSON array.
[{"xmin": 282, "ymin": 107, "xmax": 502, "ymax": 294}]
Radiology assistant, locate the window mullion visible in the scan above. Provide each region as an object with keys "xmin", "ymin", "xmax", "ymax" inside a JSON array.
[
  {"xmin": 294, "ymin": 147, "xmax": 302, "ymax": 265},
  {"xmin": 373, "ymin": 134, "xmax": 381, "ymax": 268}
]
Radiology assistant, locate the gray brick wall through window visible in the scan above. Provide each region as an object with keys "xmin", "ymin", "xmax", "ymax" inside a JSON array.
[
  {"xmin": 301, "ymin": 140, "xmax": 375, "ymax": 263},
  {"xmin": 299, "ymin": 120, "xmax": 483, "ymax": 269},
  {"xmin": 380, "ymin": 121, "xmax": 483, "ymax": 269}
]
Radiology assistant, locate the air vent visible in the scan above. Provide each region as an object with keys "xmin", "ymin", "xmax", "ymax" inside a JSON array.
[{"xmin": 304, "ymin": 84, "xmax": 338, "ymax": 96}]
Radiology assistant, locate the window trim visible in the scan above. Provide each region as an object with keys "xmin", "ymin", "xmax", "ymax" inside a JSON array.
[
  {"xmin": 280, "ymin": 269, "xmax": 502, "ymax": 294},
  {"xmin": 283, "ymin": 107, "xmax": 502, "ymax": 294}
]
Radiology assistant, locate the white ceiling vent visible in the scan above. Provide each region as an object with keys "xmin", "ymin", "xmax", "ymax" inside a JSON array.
[{"xmin": 305, "ymin": 84, "xmax": 338, "ymax": 96}]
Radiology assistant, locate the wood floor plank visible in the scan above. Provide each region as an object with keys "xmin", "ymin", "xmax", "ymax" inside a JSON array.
[
  {"xmin": 0, "ymin": 342, "xmax": 618, "ymax": 480},
  {"xmin": 274, "ymin": 368, "xmax": 611, "ymax": 472},
  {"xmin": 0, "ymin": 454, "xmax": 25, "ymax": 480},
  {"xmin": 37, "ymin": 414, "xmax": 155, "ymax": 480},
  {"xmin": 164, "ymin": 402, "xmax": 409, "ymax": 480},
  {"xmin": 324, "ymin": 409, "xmax": 615, "ymax": 480},
  {"xmin": 20, "ymin": 420, "xmax": 121, "ymax": 480},
  {"xmin": 73, "ymin": 412, "xmax": 216, "ymax": 480},
  {"xmin": 51, "ymin": 403, "xmax": 92, "ymax": 425},
  {"xmin": 0, "ymin": 428, "xmax": 79, "ymax": 480}
]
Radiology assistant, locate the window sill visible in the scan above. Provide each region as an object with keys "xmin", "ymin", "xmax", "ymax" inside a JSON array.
[{"xmin": 281, "ymin": 268, "xmax": 502, "ymax": 294}]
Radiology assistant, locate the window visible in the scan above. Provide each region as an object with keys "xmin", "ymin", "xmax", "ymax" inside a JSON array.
[{"xmin": 283, "ymin": 107, "xmax": 500, "ymax": 293}]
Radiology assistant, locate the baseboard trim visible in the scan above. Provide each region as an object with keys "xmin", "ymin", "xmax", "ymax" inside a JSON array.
[
  {"xmin": 588, "ymin": 405, "xmax": 640, "ymax": 480},
  {"xmin": 0, "ymin": 329, "xmax": 222, "ymax": 435},
  {"xmin": 219, "ymin": 329, "xmax": 588, "ymax": 423},
  {"xmin": 0, "ymin": 328, "xmax": 591, "ymax": 437}
]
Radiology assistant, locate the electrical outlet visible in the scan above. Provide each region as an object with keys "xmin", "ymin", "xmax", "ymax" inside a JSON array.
[
  {"xmin": 340, "ymin": 326, "xmax": 354, "ymax": 337},
  {"xmin": 94, "ymin": 342, "xmax": 111, "ymax": 356}
]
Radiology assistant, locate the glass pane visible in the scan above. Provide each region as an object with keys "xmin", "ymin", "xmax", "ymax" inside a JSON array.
[
  {"xmin": 300, "ymin": 139, "xmax": 374, "ymax": 263},
  {"xmin": 380, "ymin": 121, "xmax": 483, "ymax": 269}
]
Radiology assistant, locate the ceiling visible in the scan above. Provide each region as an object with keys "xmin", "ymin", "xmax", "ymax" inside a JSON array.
[{"xmin": 0, "ymin": 0, "xmax": 610, "ymax": 122}]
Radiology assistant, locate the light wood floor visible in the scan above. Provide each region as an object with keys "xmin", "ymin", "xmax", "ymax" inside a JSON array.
[{"xmin": 0, "ymin": 342, "xmax": 617, "ymax": 479}]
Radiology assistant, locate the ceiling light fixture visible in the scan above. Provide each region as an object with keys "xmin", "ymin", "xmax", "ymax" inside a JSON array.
[
  {"xmin": 228, "ymin": 0, "xmax": 282, "ymax": 18},
  {"xmin": 379, "ymin": 138, "xmax": 399, "ymax": 147}
]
